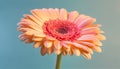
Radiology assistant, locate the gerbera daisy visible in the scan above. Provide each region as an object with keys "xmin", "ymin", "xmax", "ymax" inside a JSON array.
[{"xmin": 18, "ymin": 8, "xmax": 106, "ymax": 60}]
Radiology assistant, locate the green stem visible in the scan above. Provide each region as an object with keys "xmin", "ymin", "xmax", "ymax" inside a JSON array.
[{"xmin": 55, "ymin": 54, "xmax": 62, "ymax": 69}]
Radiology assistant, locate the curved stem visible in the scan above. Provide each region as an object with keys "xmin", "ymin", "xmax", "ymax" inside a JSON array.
[{"xmin": 55, "ymin": 54, "xmax": 62, "ymax": 69}]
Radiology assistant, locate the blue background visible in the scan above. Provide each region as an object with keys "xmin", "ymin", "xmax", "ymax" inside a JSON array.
[{"xmin": 0, "ymin": 0, "xmax": 120, "ymax": 69}]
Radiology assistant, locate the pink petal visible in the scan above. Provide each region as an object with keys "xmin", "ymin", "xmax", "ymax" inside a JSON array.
[
  {"xmin": 61, "ymin": 41, "xmax": 70, "ymax": 48},
  {"xmin": 74, "ymin": 15, "xmax": 96, "ymax": 28},
  {"xmin": 78, "ymin": 35, "xmax": 102, "ymax": 46},
  {"xmin": 74, "ymin": 15, "xmax": 86, "ymax": 24},
  {"xmin": 78, "ymin": 35, "xmax": 96, "ymax": 41},
  {"xmin": 80, "ymin": 42, "xmax": 95, "ymax": 47},
  {"xmin": 81, "ymin": 27, "xmax": 100, "ymax": 35},
  {"xmin": 78, "ymin": 18, "xmax": 95, "ymax": 28}
]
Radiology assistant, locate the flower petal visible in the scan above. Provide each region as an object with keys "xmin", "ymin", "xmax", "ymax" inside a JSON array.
[
  {"xmin": 79, "ymin": 36, "xmax": 102, "ymax": 46},
  {"xmin": 69, "ymin": 49, "xmax": 73, "ymax": 56},
  {"xmin": 74, "ymin": 15, "xmax": 96, "ymax": 28},
  {"xmin": 80, "ymin": 42, "xmax": 95, "ymax": 48},
  {"xmin": 59, "ymin": 8, "xmax": 67, "ymax": 20},
  {"xmin": 33, "ymin": 42, "xmax": 41, "ymax": 48},
  {"xmin": 92, "ymin": 46, "xmax": 102, "ymax": 52},
  {"xmin": 18, "ymin": 21, "xmax": 42, "ymax": 32},
  {"xmin": 45, "ymin": 36, "xmax": 56, "ymax": 41},
  {"xmin": 31, "ymin": 9, "xmax": 49, "ymax": 23},
  {"xmin": 44, "ymin": 41, "xmax": 53, "ymax": 48},
  {"xmin": 55, "ymin": 49, "xmax": 61, "ymax": 55},
  {"xmin": 93, "ymin": 39, "xmax": 102, "ymax": 46},
  {"xmin": 41, "ymin": 47, "xmax": 47, "ymax": 56},
  {"xmin": 63, "ymin": 41, "xmax": 90, "ymax": 52},
  {"xmin": 81, "ymin": 52, "xmax": 91, "ymax": 60},
  {"xmin": 47, "ymin": 47, "xmax": 53, "ymax": 54},
  {"xmin": 24, "ymin": 14, "xmax": 44, "ymax": 26},
  {"xmin": 72, "ymin": 48, "xmax": 80, "ymax": 56},
  {"xmin": 78, "ymin": 34, "xmax": 96, "ymax": 41},
  {"xmin": 48, "ymin": 8, "xmax": 59, "ymax": 20},
  {"xmin": 32, "ymin": 37, "xmax": 43, "ymax": 42},
  {"xmin": 19, "ymin": 34, "xmax": 32, "ymax": 41},
  {"xmin": 61, "ymin": 41, "xmax": 70, "ymax": 48},
  {"xmin": 62, "ymin": 51, "xmax": 67, "ymax": 56},
  {"xmin": 96, "ymin": 34, "xmax": 106, "ymax": 40},
  {"xmin": 54, "ymin": 41, "xmax": 62, "ymax": 49},
  {"xmin": 78, "ymin": 17, "xmax": 96, "ymax": 28},
  {"xmin": 81, "ymin": 27, "xmax": 101, "ymax": 35},
  {"xmin": 33, "ymin": 33, "xmax": 46, "ymax": 38},
  {"xmin": 74, "ymin": 15, "xmax": 87, "ymax": 24},
  {"xmin": 89, "ymin": 49, "xmax": 94, "ymax": 54},
  {"xmin": 68, "ymin": 11, "xmax": 79, "ymax": 22},
  {"xmin": 18, "ymin": 28, "xmax": 41, "ymax": 36}
]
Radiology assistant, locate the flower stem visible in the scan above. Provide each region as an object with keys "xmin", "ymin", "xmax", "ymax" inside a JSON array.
[{"xmin": 55, "ymin": 54, "xmax": 62, "ymax": 69}]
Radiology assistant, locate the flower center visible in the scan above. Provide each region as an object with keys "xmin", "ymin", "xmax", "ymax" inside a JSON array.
[
  {"xmin": 56, "ymin": 27, "xmax": 68, "ymax": 34},
  {"xmin": 42, "ymin": 19, "xmax": 81, "ymax": 41}
]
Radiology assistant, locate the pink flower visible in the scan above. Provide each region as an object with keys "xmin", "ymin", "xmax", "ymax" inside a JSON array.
[{"xmin": 18, "ymin": 8, "xmax": 106, "ymax": 59}]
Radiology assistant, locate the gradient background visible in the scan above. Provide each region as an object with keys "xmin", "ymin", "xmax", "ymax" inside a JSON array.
[{"xmin": 0, "ymin": 0, "xmax": 120, "ymax": 69}]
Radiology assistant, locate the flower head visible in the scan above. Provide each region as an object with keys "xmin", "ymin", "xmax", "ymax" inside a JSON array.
[{"xmin": 18, "ymin": 8, "xmax": 106, "ymax": 59}]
